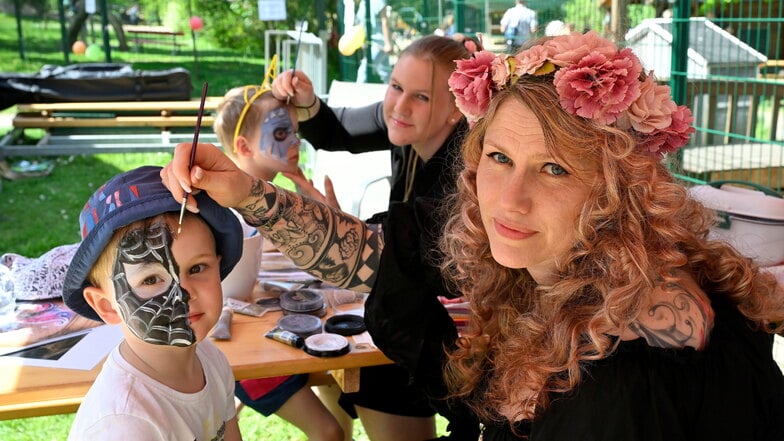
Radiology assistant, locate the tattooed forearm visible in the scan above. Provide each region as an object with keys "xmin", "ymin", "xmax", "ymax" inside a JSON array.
[
  {"xmin": 236, "ymin": 178, "xmax": 384, "ymax": 292},
  {"xmin": 236, "ymin": 179, "xmax": 279, "ymax": 226},
  {"xmin": 629, "ymin": 279, "xmax": 714, "ymax": 350}
]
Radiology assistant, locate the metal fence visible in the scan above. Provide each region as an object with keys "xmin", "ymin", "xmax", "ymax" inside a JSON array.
[
  {"xmin": 337, "ymin": 1, "xmax": 783, "ymax": 190},
  {"xmin": 657, "ymin": 0, "xmax": 784, "ymax": 190}
]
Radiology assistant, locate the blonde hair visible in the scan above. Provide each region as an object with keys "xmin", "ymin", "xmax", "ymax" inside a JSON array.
[
  {"xmin": 439, "ymin": 77, "xmax": 784, "ymax": 424},
  {"xmin": 213, "ymin": 88, "xmax": 282, "ymax": 157},
  {"xmin": 400, "ymin": 35, "xmax": 472, "ymax": 85}
]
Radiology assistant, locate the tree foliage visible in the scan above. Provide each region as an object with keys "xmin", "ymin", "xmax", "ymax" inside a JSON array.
[{"xmin": 193, "ymin": 0, "xmax": 336, "ymax": 55}]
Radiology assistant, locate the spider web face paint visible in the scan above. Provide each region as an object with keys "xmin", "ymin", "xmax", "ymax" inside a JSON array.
[{"xmin": 112, "ymin": 218, "xmax": 195, "ymax": 346}]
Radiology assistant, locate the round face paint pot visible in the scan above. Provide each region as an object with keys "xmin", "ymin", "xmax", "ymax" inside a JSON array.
[
  {"xmin": 324, "ymin": 314, "xmax": 366, "ymax": 336},
  {"xmin": 277, "ymin": 313, "xmax": 323, "ymax": 338},
  {"xmin": 280, "ymin": 289, "xmax": 325, "ymax": 316},
  {"xmin": 304, "ymin": 333, "xmax": 351, "ymax": 357}
]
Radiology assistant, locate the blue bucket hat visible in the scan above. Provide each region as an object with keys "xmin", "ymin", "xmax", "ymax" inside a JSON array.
[{"xmin": 62, "ymin": 165, "xmax": 243, "ymax": 322}]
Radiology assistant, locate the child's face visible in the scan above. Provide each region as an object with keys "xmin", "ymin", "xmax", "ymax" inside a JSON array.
[
  {"xmin": 253, "ymin": 104, "xmax": 301, "ymax": 172},
  {"xmin": 109, "ymin": 215, "xmax": 223, "ymax": 346}
]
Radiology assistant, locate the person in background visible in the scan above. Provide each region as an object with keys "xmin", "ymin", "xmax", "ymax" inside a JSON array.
[
  {"xmin": 434, "ymin": 13, "xmax": 456, "ymax": 37},
  {"xmin": 63, "ymin": 166, "xmax": 243, "ymax": 441},
  {"xmin": 162, "ymin": 31, "xmax": 784, "ymax": 440},
  {"xmin": 126, "ymin": 3, "xmax": 140, "ymax": 25},
  {"xmin": 269, "ymin": 34, "xmax": 473, "ymax": 441},
  {"xmin": 500, "ymin": 0, "xmax": 537, "ymax": 53},
  {"xmin": 343, "ymin": 0, "xmax": 395, "ymax": 83},
  {"xmin": 212, "ymin": 82, "xmax": 349, "ymax": 441}
]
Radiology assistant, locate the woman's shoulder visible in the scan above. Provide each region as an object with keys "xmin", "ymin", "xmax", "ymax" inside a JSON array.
[
  {"xmin": 621, "ymin": 272, "xmax": 714, "ymax": 350},
  {"xmin": 523, "ymin": 300, "xmax": 784, "ymax": 440}
]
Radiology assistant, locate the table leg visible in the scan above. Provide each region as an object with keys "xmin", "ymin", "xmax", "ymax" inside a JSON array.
[{"xmin": 330, "ymin": 368, "xmax": 360, "ymax": 393}]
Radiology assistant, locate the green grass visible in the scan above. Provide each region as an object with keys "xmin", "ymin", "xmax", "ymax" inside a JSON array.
[{"xmin": 0, "ymin": 406, "xmax": 387, "ymax": 441}]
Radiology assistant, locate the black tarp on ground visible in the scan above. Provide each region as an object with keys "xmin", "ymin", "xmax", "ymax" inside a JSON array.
[{"xmin": 0, "ymin": 63, "xmax": 192, "ymax": 111}]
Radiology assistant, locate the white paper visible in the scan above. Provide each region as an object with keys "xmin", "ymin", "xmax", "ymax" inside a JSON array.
[
  {"xmin": 0, "ymin": 324, "xmax": 123, "ymax": 370},
  {"xmin": 258, "ymin": 0, "xmax": 286, "ymax": 21}
]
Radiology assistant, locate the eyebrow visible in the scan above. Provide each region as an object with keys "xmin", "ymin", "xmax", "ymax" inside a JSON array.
[{"xmin": 483, "ymin": 140, "xmax": 554, "ymax": 161}]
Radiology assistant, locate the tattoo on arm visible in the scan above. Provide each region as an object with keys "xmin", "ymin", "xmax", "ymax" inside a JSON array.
[
  {"xmin": 236, "ymin": 178, "xmax": 383, "ymax": 292},
  {"xmin": 628, "ymin": 281, "xmax": 714, "ymax": 350}
]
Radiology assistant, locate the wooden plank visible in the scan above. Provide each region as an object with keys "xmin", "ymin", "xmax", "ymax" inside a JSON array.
[
  {"xmin": 15, "ymin": 98, "xmax": 222, "ymax": 114},
  {"xmin": 12, "ymin": 115, "xmax": 215, "ymax": 129},
  {"xmin": 330, "ymin": 368, "xmax": 361, "ymax": 393},
  {"xmin": 708, "ymin": 167, "xmax": 783, "ymax": 189},
  {"xmin": 123, "ymin": 25, "xmax": 184, "ymax": 36}
]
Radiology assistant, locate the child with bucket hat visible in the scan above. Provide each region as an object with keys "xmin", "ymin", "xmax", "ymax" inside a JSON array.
[{"xmin": 62, "ymin": 165, "xmax": 244, "ymax": 440}]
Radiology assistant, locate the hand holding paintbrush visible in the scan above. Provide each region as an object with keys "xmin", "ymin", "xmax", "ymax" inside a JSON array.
[{"xmin": 177, "ymin": 81, "xmax": 209, "ymax": 234}]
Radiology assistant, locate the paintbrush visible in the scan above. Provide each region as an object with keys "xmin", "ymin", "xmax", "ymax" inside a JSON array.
[
  {"xmin": 177, "ymin": 81, "xmax": 209, "ymax": 234},
  {"xmin": 286, "ymin": 20, "xmax": 306, "ymax": 105}
]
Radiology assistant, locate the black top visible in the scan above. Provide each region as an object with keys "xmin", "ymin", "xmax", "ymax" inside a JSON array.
[
  {"xmin": 302, "ymin": 99, "xmax": 476, "ymax": 437},
  {"xmin": 368, "ymin": 201, "xmax": 784, "ymax": 440}
]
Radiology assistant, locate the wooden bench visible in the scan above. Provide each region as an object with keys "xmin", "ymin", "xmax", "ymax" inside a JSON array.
[
  {"xmin": 0, "ymin": 98, "xmax": 222, "ymax": 158},
  {"xmin": 123, "ymin": 25, "xmax": 185, "ymax": 55}
]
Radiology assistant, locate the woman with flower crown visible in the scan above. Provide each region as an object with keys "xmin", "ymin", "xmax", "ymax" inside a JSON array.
[{"xmin": 162, "ymin": 31, "xmax": 784, "ymax": 440}]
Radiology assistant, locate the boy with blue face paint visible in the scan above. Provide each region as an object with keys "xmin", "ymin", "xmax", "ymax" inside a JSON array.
[
  {"xmin": 214, "ymin": 86, "xmax": 339, "ymax": 209},
  {"xmin": 213, "ymin": 84, "xmax": 349, "ymax": 440},
  {"xmin": 62, "ymin": 166, "xmax": 244, "ymax": 440}
]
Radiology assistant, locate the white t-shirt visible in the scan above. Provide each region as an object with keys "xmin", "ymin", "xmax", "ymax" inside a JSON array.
[{"xmin": 67, "ymin": 339, "xmax": 236, "ymax": 441}]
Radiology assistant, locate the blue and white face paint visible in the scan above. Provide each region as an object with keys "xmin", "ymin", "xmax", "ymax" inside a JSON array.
[
  {"xmin": 112, "ymin": 217, "xmax": 195, "ymax": 347},
  {"xmin": 259, "ymin": 107, "xmax": 299, "ymax": 163}
]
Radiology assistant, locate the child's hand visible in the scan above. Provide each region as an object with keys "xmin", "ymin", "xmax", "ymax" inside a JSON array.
[
  {"xmin": 282, "ymin": 168, "xmax": 341, "ymax": 210},
  {"xmin": 271, "ymin": 70, "xmax": 315, "ymax": 108}
]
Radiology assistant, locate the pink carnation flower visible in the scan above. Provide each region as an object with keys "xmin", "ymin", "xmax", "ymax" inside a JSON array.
[
  {"xmin": 449, "ymin": 51, "xmax": 497, "ymax": 122},
  {"xmin": 625, "ymin": 75, "xmax": 676, "ymax": 133},
  {"xmin": 544, "ymin": 30, "xmax": 618, "ymax": 67},
  {"xmin": 513, "ymin": 45, "xmax": 551, "ymax": 76},
  {"xmin": 554, "ymin": 48, "xmax": 643, "ymax": 124},
  {"xmin": 491, "ymin": 55, "xmax": 512, "ymax": 89},
  {"xmin": 639, "ymin": 105, "xmax": 695, "ymax": 155}
]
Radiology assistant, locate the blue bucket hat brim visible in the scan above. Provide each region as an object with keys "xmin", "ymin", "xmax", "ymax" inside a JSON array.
[{"xmin": 62, "ymin": 166, "xmax": 243, "ymax": 322}]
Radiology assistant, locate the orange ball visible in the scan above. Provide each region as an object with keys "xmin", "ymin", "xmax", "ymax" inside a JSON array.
[{"xmin": 72, "ymin": 40, "xmax": 86, "ymax": 55}]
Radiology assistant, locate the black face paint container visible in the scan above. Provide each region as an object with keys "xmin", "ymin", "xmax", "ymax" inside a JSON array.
[
  {"xmin": 324, "ymin": 314, "xmax": 366, "ymax": 336},
  {"xmin": 276, "ymin": 313, "xmax": 323, "ymax": 338},
  {"xmin": 280, "ymin": 289, "xmax": 326, "ymax": 316}
]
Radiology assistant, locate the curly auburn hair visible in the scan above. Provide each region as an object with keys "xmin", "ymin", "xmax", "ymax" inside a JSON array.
[{"xmin": 438, "ymin": 76, "xmax": 784, "ymax": 424}]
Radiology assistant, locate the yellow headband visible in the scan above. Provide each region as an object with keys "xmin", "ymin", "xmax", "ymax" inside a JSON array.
[{"xmin": 232, "ymin": 54, "xmax": 278, "ymax": 152}]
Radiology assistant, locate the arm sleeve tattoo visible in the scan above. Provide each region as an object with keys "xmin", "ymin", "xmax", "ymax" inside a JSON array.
[{"xmin": 236, "ymin": 179, "xmax": 384, "ymax": 292}]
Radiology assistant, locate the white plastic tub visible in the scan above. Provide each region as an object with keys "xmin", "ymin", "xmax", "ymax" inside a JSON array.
[{"xmin": 688, "ymin": 182, "xmax": 784, "ymax": 267}]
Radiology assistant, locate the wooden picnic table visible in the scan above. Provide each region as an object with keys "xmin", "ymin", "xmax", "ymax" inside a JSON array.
[
  {"xmin": 0, "ymin": 250, "xmax": 392, "ymax": 421},
  {"xmin": 0, "ymin": 310, "xmax": 390, "ymax": 420}
]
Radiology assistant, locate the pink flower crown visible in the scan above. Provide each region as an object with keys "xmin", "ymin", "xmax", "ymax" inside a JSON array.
[{"xmin": 447, "ymin": 31, "xmax": 695, "ymax": 156}]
